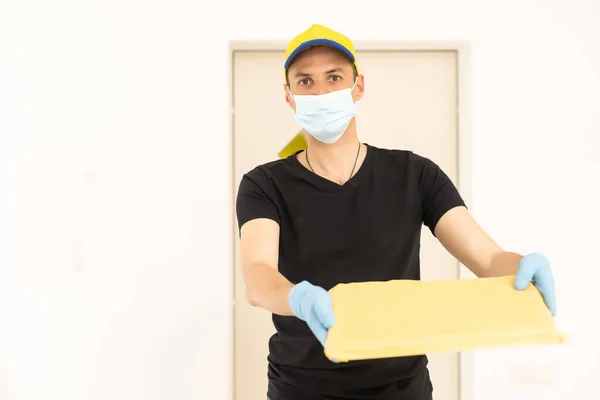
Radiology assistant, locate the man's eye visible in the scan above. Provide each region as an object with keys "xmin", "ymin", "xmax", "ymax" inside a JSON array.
[
  {"xmin": 330, "ymin": 75, "xmax": 341, "ymax": 82},
  {"xmin": 298, "ymin": 79, "xmax": 310, "ymax": 86}
]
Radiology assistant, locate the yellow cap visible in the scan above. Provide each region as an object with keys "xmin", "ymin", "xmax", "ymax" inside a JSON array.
[{"xmin": 284, "ymin": 24, "xmax": 359, "ymax": 78}]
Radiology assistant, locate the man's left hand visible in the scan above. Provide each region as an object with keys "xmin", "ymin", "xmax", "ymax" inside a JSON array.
[{"xmin": 514, "ymin": 253, "xmax": 557, "ymax": 316}]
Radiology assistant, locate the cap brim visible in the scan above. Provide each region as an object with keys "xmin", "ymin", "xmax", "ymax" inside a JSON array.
[{"xmin": 284, "ymin": 39, "xmax": 355, "ymax": 69}]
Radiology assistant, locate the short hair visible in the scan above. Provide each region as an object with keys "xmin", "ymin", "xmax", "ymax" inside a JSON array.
[{"xmin": 285, "ymin": 45, "xmax": 358, "ymax": 87}]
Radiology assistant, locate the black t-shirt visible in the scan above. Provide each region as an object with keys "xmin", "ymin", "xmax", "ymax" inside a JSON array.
[{"xmin": 236, "ymin": 144, "xmax": 466, "ymax": 400}]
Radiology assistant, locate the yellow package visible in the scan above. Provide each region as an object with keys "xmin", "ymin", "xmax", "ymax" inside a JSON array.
[
  {"xmin": 279, "ymin": 131, "xmax": 307, "ymax": 159},
  {"xmin": 324, "ymin": 276, "xmax": 567, "ymax": 362}
]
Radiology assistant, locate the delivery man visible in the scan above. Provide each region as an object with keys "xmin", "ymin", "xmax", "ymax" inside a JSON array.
[{"xmin": 235, "ymin": 24, "xmax": 557, "ymax": 400}]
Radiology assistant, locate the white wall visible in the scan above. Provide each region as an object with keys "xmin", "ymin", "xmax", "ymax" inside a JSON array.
[{"xmin": 1, "ymin": 0, "xmax": 598, "ymax": 399}]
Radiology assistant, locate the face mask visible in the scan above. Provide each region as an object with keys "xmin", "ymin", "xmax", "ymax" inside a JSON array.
[{"xmin": 289, "ymin": 80, "xmax": 358, "ymax": 144}]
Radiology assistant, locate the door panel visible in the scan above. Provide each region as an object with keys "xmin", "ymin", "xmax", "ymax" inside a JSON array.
[{"xmin": 233, "ymin": 49, "xmax": 459, "ymax": 400}]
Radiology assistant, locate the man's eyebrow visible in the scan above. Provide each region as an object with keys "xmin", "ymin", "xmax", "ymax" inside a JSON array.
[{"xmin": 294, "ymin": 67, "xmax": 345, "ymax": 78}]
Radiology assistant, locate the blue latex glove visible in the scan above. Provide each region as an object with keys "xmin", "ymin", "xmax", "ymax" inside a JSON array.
[
  {"xmin": 514, "ymin": 253, "xmax": 556, "ymax": 316},
  {"xmin": 288, "ymin": 281, "xmax": 336, "ymax": 347}
]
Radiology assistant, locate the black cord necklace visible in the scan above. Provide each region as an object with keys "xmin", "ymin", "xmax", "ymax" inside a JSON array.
[{"xmin": 306, "ymin": 142, "xmax": 361, "ymax": 184}]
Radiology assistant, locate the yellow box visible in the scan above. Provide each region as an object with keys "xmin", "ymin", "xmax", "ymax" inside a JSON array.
[
  {"xmin": 325, "ymin": 276, "xmax": 567, "ymax": 362},
  {"xmin": 279, "ymin": 131, "xmax": 307, "ymax": 159}
]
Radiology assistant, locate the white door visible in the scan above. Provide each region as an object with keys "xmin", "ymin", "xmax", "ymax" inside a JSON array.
[{"xmin": 232, "ymin": 48, "xmax": 460, "ymax": 400}]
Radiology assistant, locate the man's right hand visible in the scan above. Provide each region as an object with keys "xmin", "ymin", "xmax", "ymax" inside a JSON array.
[{"xmin": 288, "ymin": 281, "xmax": 336, "ymax": 346}]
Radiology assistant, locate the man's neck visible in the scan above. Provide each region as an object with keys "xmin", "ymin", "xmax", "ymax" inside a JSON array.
[{"xmin": 303, "ymin": 119, "xmax": 362, "ymax": 181}]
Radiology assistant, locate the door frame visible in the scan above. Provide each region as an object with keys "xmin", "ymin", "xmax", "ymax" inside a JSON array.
[{"xmin": 228, "ymin": 40, "xmax": 474, "ymax": 400}]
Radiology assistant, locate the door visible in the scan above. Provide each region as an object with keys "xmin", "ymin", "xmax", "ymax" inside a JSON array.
[{"xmin": 232, "ymin": 48, "xmax": 460, "ymax": 400}]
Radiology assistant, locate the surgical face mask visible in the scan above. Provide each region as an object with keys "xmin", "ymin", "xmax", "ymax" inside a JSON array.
[{"xmin": 289, "ymin": 80, "xmax": 358, "ymax": 144}]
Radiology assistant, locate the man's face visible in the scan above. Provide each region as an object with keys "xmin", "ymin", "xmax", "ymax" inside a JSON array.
[{"xmin": 284, "ymin": 46, "xmax": 364, "ymax": 111}]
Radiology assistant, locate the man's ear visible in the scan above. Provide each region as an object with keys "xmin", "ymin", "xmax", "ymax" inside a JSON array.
[
  {"xmin": 353, "ymin": 74, "xmax": 365, "ymax": 102},
  {"xmin": 283, "ymin": 83, "xmax": 295, "ymax": 110}
]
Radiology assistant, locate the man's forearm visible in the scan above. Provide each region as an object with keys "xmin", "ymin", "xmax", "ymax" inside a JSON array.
[
  {"xmin": 478, "ymin": 251, "xmax": 523, "ymax": 278},
  {"xmin": 243, "ymin": 262, "xmax": 295, "ymax": 316}
]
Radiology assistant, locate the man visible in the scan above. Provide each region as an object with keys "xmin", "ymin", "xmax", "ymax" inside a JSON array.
[{"xmin": 236, "ymin": 24, "xmax": 556, "ymax": 400}]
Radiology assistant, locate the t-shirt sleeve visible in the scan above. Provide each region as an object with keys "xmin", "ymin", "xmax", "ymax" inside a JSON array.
[
  {"xmin": 416, "ymin": 155, "xmax": 467, "ymax": 236},
  {"xmin": 235, "ymin": 169, "xmax": 281, "ymax": 234}
]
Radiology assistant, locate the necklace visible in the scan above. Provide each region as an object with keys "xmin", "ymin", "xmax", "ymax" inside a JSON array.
[{"xmin": 305, "ymin": 142, "xmax": 362, "ymax": 184}]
